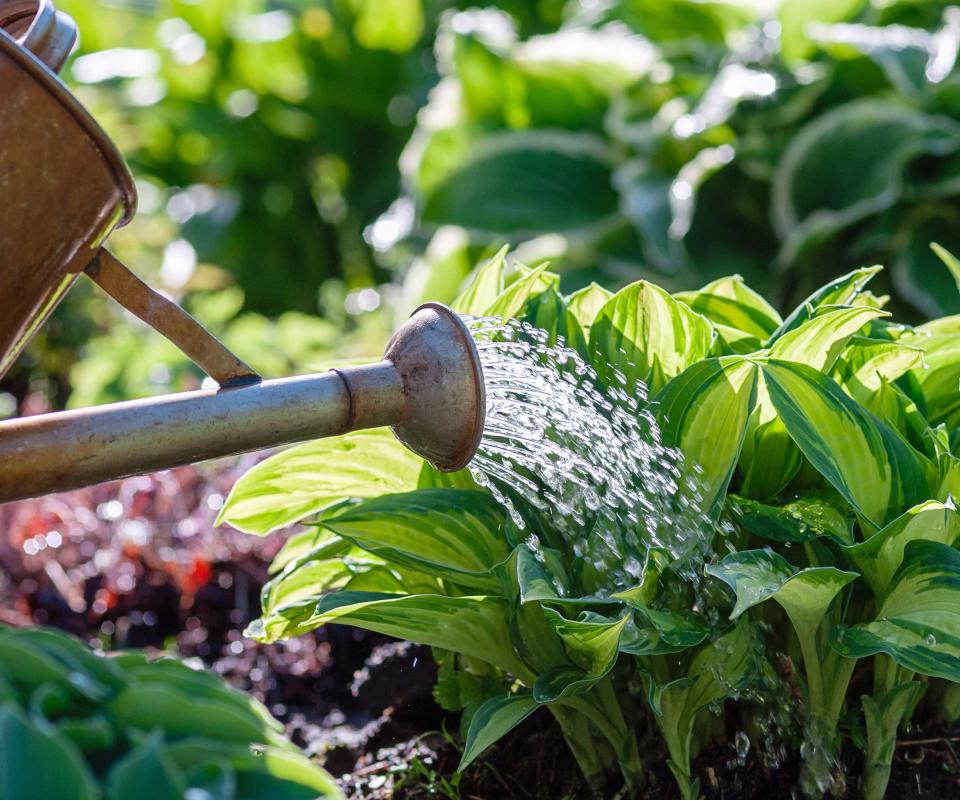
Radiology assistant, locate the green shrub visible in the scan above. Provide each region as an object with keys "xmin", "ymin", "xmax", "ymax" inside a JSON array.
[
  {"xmin": 395, "ymin": 0, "xmax": 960, "ymax": 319},
  {"xmin": 222, "ymin": 248, "xmax": 960, "ymax": 798},
  {"xmin": 0, "ymin": 625, "xmax": 342, "ymax": 800}
]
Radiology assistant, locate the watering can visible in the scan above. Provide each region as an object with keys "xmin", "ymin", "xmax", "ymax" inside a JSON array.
[{"xmin": 0, "ymin": 1, "xmax": 485, "ymax": 504}]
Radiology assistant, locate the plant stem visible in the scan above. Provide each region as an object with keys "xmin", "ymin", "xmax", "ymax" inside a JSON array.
[{"xmin": 797, "ymin": 631, "xmax": 824, "ymax": 714}]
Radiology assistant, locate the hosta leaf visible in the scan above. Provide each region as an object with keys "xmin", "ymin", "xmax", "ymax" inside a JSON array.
[
  {"xmin": 0, "ymin": 706, "xmax": 98, "ymax": 800},
  {"xmin": 833, "ymin": 541, "xmax": 960, "ymax": 681},
  {"xmin": 761, "ymin": 360, "xmax": 934, "ymax": 530},
  {"xmin": 318, "ymin": 490, "xmax": 510, "ymax": 590},
  {"xmin": 904, "ymin": 332, "xmax": 960, "ymax": 426},
  {"xmin": 726, "ymin": 494, "xmax": 853, "ymax": 545},
  {"xmin": 483, "ymin": 264, "xmax": 559, "ymax": 320},
  {"xmin": 769, "ymin": 266, "xmax": 882, "ymax": 343},
  {"xmin": 566, "ymin": 283, "xmax": 613, "ymax": 332},
  {"xmin": 619, "ymin": 609, "xmax": 710, "ymax": 656},
  {"xmin": 218, "ymin": 429, "xmax": 422, "ymax": 535},
  {"xmin": 655, "ymin": 357, "xmax": 759, "ymax": 519},
  {"xmin": 707, "ymin": 549, "xmax": 857, "ymax": 638},
  {"xmin": 862, "ymin": 682, "xmax": 926, "ymax": 798},
  {"xmin": 590, "ymin": 280, "xmax": 715, "ymax": 395},
  {"xmin": 834, "ymin": 337, "xmax": 924, "ymax": 406},
  {"xmin": 458, "ymin": 692, "xmax": 539, "ymax": 771},
  {"xmin": 770, "ymin": 306, "xmax": 887, "ymax": 373},
  {"xmin": 162, "ymin": 740, "xmax": 343, "ymax": 800},
  {"xmin": 420, "ymin": 131, "xmax": 618, "ymax": 235},
  {"xmin": 774, "ymin": 101, "xmax": 960, "ymax": 263},
  {"xmin": 778, "ymin": 0, "xmax": 867, "ymax": 62},
  {"xmin": 845, "ymin": 500, "xmax": 960, "ymax": 599},
  {"xmin": 451, "ymin": 247, "xmax": 509, "ymax": 315},
  {"xmin": 253, "ymin": 592, "xmax": 525, "ymax": 676},
  {"xmin": 740, "ymin": 305, "xmax": 885, "ymax": 500},
  {"xmin": 534, "ymin": 611, "xmax": 628, "ymax": 701},
  {"xmin": 674, "ymin": 275, "xmax": 782, "ymax": 339},
  {"xmin": 106, "ymin": 735, "xmax": 185, "ymax": 800}
]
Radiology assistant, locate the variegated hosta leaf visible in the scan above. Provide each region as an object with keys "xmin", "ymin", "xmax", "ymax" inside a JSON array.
[
  {"xmin": 761, "ymin": 360, "xmax": 934, "ymax": 531},
  {"xmin": 267, "ymin": 527, "xmax": 348, "ymax": 576},
  {"xmin": 251, "ymin": 591, "xmax": 528, "ymax": 677},
  {"xmin": 726, "ymin": 494, "xmax": 853, "ymax": 545},
  {"xmin": 589, "ymin": 280, "xmax": 715, "ymax": 395},
  {"xmin": 706, "ymin": 549, "xmax": 857, "ymax": 639},
  {"xmin": 217, "ymin": 429, "xmax": 422, "ymax": 535},
  {"xmin": 655, "ymin": 357, "xmax": 759, "ymax": 520},
  {"xmin": 860, "ymin": 379, "xmax": 932, "ymax": 457},
  {"xmin": 451, "ymin": 247, "xmax": 509, "ymax": 314},
  {"xmin": 739, "ymin": 305, "xmax": 886, "ymax": 500},
  {"xmin": 618, "ymin": 608, "xmax": 710, "ymax": 656},
  {"xmin": 566, "ymin": 283, "xmax": 613, "ymax": 333},
  {"xmin": 498, "ymin": 545, "xmax": 571, "ymax": 605},
  {"xmin": 534, "ymin": 611, "xmax": 629, "ymax": 701},
  {"xmin": 862, "ymin": 682, "xmax": 926, "ymax": 799},
  {"xmin": 317, "ymin": 489, "xmax": 512, "ymax": 590},
  {"xmin": 903, "ymin": 331, "xmax": 960, "ymax": 426},
  {"xmin": 833, "ymin": 336, "xmax": 924, "ymax": 406},
  {"xmin": 482, "ymin": 263, "xmax": 559, "ymax": 320},
  {"xmin": 768, "ymin": 266, "xmax": 882, "ymax": 344},
  {"xmin": 832, "ymin": 540, "xmax": 960, "ymax": 681},
  {"xmin": 458, "ymin": 692, "xmax": 539, "ymax": 771},
  {"xmin": 649, "ymin": 621, "xmax": 759, "ymax": 795},
  {"xmin": 673, "ymin": 275, "xmax": 782, "ymax": 340}
]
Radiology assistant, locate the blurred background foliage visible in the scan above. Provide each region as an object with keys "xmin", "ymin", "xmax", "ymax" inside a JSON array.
[{"xmin": 5, "ymin": 0, "xmax": 960, "ymax": 414}]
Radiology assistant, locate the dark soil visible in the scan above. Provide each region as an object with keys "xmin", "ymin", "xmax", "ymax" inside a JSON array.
[{"xmin": 3, "ymin": 464, "xmax": 960, "ymax": 799}]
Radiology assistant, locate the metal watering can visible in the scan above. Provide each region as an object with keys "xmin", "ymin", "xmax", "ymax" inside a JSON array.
[{"xmin": 0, "ymin": 1, "xmax": 485, "ymax": 504}]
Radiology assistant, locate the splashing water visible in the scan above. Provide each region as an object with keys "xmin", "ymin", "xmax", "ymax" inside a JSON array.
[{"xmin": 464, "ymin": 316, "xmax": 716, "ymax": 592}]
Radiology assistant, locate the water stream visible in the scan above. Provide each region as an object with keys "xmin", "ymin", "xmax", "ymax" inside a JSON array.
[{"xmin": 464, "ymin": 316, "xmax": 715, "ymax": 592}]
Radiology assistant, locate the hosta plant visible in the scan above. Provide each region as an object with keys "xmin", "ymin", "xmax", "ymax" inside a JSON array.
[
  {"xmin": 0, "ymin": 624, "xmax": 342, "ymax": 800},
  {"xmin": 222, "ymin": 248, "xmax": 960, "ymax": 799}
]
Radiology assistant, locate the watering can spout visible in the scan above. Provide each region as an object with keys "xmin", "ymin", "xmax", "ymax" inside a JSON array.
[{"xmin": 0, "ymin": 304, "xmax": 486, "ymax": 504}]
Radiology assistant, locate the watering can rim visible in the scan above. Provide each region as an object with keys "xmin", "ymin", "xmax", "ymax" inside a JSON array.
[{"xmin": 0, "ymin": 26, "xmax": 137, "ymax": 227}]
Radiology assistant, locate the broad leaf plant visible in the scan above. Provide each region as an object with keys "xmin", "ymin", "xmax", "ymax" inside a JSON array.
[{"xmin": 222, "ymin": 247, "xmax": 960, "ymax": 799}]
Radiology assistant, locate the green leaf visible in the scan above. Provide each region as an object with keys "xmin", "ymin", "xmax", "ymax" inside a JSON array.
[
  {"xmin": 590, "ymin": 280, "xmax": 715, "ymax": 395},
  {"xmin": 706, "ymin": 549, "xmax": 857, "ymax": 638},
  {"xmin": 778, "ymin": 0, "xmax": 868, "ymax": 62},
  {"xmin": 833, "ymin": 540, "xmax": 960, "ymax": 681},
  {"xmin": 761, "ymin": 360, "xmax": 934, "ymax": 530},
  {"xmin": 674, "ymin": 275, "xmax": 782, "ymax": 339},
  {"xmin": 770, "ymin": 306, "xmax": 887, "ymax": 374},
  {"xmin": 318, "ymin": 489, "xmax": 511, "ymax": 589},
  {"xmin": 655, "ymin": 357, "xmax": 759, "ymax": 519},
  {"xmin": 773, "ymin": 102, "xmax": 960, "ymax": 264},
  {"xmin": 845, "ymin": 500, "xmax": 960, "ymax": 598},
  {"xmin": 904, "ymin": 331, "xmax": 960, "ymax": 427},
  {"xmin": 451, "ymin": 247, "xmax": 509, "ymax": 315},
  {"xmin": 254, "ymin": 591, "xmax": 526, "ymax": 676},
  {"xmin": 726, "ymin": 494, "xmax": 853, "ymax": 545},
  {"xmin": 218, "ymin": 429, "xmax": 422, "ymax": 535},
  {"xmin": 162, "ymin": 740, "xmax": 344, "ymax": 800},
  {"xmin": 834, "ymin": 337, "xmax": 924, "ymax": 406},
  {"xmin": 770, "ymin": 266, "xmax": 882, "ymax": 343},
  {"xmin": 458, "ymin": 692, "xmax": 539, "ymax": 771},
  {"xmin": 931, "ymin": 242, "xmax": 960, "ymax": 294},
  {"xmin": 351, "ymin": 0, "xmax": 423, "ymax": 54},
  {"xmin": 483, "ymin": 263, "xmax": 558, "ymax": 320},
  {"xmin": 420, "ymin": 131, "xmax": 618, "ymax": 235},
  {"xmin": 566, "ymin": 283, "xmax": 613, "ymax": 332},
  {"xmin": 106, "ymin": 735, "xmax": 186, "ymax": 800},
  {"xmin": 862, "ymin": 682, "xmax": 926, "ymax": 800},
  {"xmin": 0, "ymin": 706, "xmax": 98, "ymax": 800}
]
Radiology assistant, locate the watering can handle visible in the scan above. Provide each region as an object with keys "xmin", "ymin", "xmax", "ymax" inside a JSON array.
[
  {"xmin": 0, "ymin": 0, "xmax": 76, "ymax": 73},
  {"xmin": 87, "ymin": 250, "xmax": 262, "ymax": 389}
]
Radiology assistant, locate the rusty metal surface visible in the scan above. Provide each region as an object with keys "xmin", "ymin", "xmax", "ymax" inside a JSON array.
[
  {"xmin": 87, "ymin": 250, "xmax": 261, "ymax": 387},
  {"xmin": 384, "ymin": 302, "xmax": 486, "ymax": 472},
  {"xmin": 0, "ymin": 371, "xmax": 355, "ymax": 503},
  {"xmin": 0, "ymin": 1, "xmax": 77, "ymax": 72},
  {"xmin": 0, "ymin": 8, "xmax": 136, "ymax": 379},
  {"xmin": 0, "ymin": 303, "xmax": 486, "ymax": 503}
]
